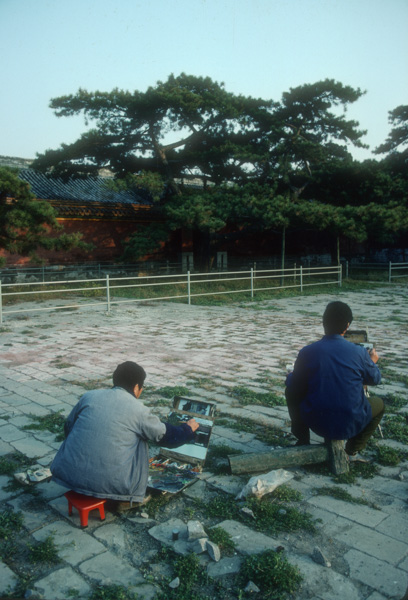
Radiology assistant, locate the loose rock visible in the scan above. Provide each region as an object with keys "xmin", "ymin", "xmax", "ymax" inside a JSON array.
[
  {"xmin": 191, "ymin": 538, "xmax": 208, "ymax": 554},
  {"xmin": 169, "ymin": 577, "xmax": 180, "ymax": 589},
  {"xmin": 187, "ymin": 520, "xmax": 207, "ymax": 541},
  {"xmin": 206, "ymin": 540, "xmax": 221, "ymax": 562},
  {"xmin": 312, "ymin": 546, "xmax": 331, "ymax": 568},
  {"xmin": 245, "ymin": 580, "xmax": 261, "ymax": 593}
]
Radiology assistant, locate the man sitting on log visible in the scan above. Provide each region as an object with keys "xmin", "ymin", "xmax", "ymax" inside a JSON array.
[{"xmin": 285, "ymin": 301, "xmax": 384, "ymax": 461}]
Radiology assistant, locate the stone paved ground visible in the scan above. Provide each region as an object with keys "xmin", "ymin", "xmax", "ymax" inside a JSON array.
[{"xmin": 0, "ymin": 284, "xmax": 407, "ymax": 599}]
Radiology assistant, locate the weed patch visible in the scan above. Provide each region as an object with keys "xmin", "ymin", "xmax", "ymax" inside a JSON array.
[
  {"xmin": 207, "ymin": 526, "xmax": 236, "ymax": 555},
  {"xmin": 153, "ymin": 386, "xmax": 191, "ymax": 399},
  {"xmin": 70, "ymin": 378, "xmax": 110, "ymax": 391},
  {"xmin": 144, "ymin": 492, "xmax": 172, "ymax": 517},
  {"xmin": 334, "ymin": 461, "xmax": 378, "ymax": 484},
  {"xmin": 0, "ymin": 508, "xmax": 24, "ymax": 540},
  {"xmin": 240, "ymin": 549, "xmax": 302, "ymax": 599},
  {"xmin": 246, "ymin": 496, "xmax": 316, "ymax": 535},
  {"xmin": 314, "ymin": 486, "xmax": 379, "ymax": 509},
  {"xmin": 379, "ymin": 393, "xmax": 408, "ymax": 413},
  {"xmin": 28, "ymin": 535, "xmax": 60, "ymax": 565},
  {"xmin": 271, "ymin": 485, "xmax": 302, "ymax": 503},
  {"xmin": 0, "ymin": 452, "xmax": 36, "ymax": 476},
  {"xmin": 231, "ymin": 386, "xmax": 285, "ymax": 407},
  {"xmin": 22, "ymin": 411, "xmax": 66, "ymax": 441},
  {"xmin": 89, "ymin": 584, "xmax": 141, "ymax": 600},
  {"xmin": 205, "ymin": 444, "xmax": 242, "ymax": 475},
  {"xmin": 376, "ymin": 445, "xmax": 407, "ymax": 466},
  {"xmin": 154, "ymin": 553, "xmax": 208, "ymax": 600},
  {"xmin": 381, "ymin": 414, "xmax": 408, "ymax": 444},
  {"xmin": 304, "ymin": 460, "xmax": 378, "ymax": 484},
  {"xmin": 222, "ymin": 415, "xmax": 292, "ymax": 448}
]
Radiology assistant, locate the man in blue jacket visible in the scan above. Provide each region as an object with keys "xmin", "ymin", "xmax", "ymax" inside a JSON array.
[
  {"xmin": 285, "ymin": 301, "xmax": 383, "ymax": 458},
  {"xmin": 51, "ymin": 361, "xmax": 199, "ymax": 506}
]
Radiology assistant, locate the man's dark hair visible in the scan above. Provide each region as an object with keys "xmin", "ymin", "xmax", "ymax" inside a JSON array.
[
  {"xmin": 113, "ymin": 361, "xmax": 146, "ymax": 396},
  {"xmin": 322, "ymin": 301, "xmax": 353, "ymax": 335}
]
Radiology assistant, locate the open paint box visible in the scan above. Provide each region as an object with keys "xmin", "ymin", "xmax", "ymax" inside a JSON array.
[{"xmin": 148, "ymin": 396, "xmax": 216, "ymax": 494}]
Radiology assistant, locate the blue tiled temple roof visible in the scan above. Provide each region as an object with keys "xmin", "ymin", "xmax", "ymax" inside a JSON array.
[{"xmin": 18, "ymin": 169, "xmax": 149, "ymax": 205}]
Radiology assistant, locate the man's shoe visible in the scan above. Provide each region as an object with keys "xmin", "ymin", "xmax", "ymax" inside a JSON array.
[{"xmin": 347, "ymin": 453, "xmax": 371, "ymax": 464}]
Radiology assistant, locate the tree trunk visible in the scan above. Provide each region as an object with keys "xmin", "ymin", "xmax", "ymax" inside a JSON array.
[
  {"xmin": 193, "ymin": 229, "xmax": 211, "ymax": 272},
  {"xmin": 280, "ymin": 226, "xmax": 286, "ymax": 286},
  {"xmin": 336, "ymin": 235, "xmax": 340, "ymax": 266},
  {"xmin": 228, "ymin": 440, "xmax": 349, "ymax": 476}
]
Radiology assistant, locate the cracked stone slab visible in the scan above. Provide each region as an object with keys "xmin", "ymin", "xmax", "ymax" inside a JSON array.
[
  {"xmin": 215, "ymin": 520, "xmax": 281, "ymax": 554},
  {"xmin": 306, "ymin": 495, "xmax": 387, "ymax": 528},
  {"xmin": 79, "ymin": 550, "xmax": 147, "ymax": 587},
  {"xmin": 288, "ymin": 553, "xmax": 362, "ymax": 600},
  {"xmin": 335, "ymin": 523, "xmax": 408, "ymax": 564},
  {"xmin": 375, "ymin": 512, "xmax": 408, "ymax": 544},
  {"xmin": 33, "ymin": 566, "xmax": 91, "ymax": 600},
  {"xmin": 0, "ymin": 560, "xmax": 18, "ymax": 596},
  {"xmin": 7, "ymin": 494, "xmax": 59, "ymax": 532},
  {"xmin": 206, "ymin": 474, "xmax": 245, "ymax": 496},
  {"xmin": 207, "ymin": 555, "xmax": 242, "ymax": 577},
  {"xmin": 344, "ymin": 549, "xmax": 407, "ymax": 597},
  {"xmin": 182, "ymin": 478, "xmax": 215, "ymax": 502},
  {"xmin": 10, "ymin": 435, "xmax": 53, "ymax": 458},
  {"xmin": 32, "ymin": 520, "xmax": 107, "ymax": 565},
  {"xmin": 149, "ymin": 518, "xmax": 190, "ymax": 555}
]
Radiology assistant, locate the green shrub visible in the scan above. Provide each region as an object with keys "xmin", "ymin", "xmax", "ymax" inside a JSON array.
[{"xmin": 240, "ymin": 549, "xmax": 302, "ymax": 599}]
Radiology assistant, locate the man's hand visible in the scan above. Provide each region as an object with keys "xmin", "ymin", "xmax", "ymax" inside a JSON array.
[
  {"xmin": 369, "ymin": 348, "xmax": 379, "ymax": 364},
  {"xmin": 186, "ymin": 419, "xmax": 199, "ymax": 432}
]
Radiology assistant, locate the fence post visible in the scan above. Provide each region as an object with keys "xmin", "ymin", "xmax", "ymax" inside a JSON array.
[
  {"xmin": 0, "ymin": 280, "xmax": 2, "ymax": 324},
  {"xmin": 338, "ymin": 264, "xmax": 342, "ymax": 287},
  {"xmin": 346, "ymin": 261, "xmax": 349, "ymax": 279},
  {"xmin": 294, "ymin": 262, "xmax": 297, "ymax": 283},
  {"xmin": 106, "ymin": 274, "xmax": 111, "ymax": 314},
  {"xmin": 388, "ymin": 261, "xmax": 392, "ymax": 283},
  {"xmin": 251, "ymin": 268, "xmax": 254, "ymax": 299},
  {"xmin": 300, "ymin": 266, "xmax": 303, "ymax": 293},
  {"xmin": 187, "ymin": 271, "xmax": 191, "ymax": 305}
]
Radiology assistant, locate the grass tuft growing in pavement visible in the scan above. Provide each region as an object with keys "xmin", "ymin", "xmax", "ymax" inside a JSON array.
[
  {"xmin": 376, "ymin": 445, "xmax": 407, "ymax": 466},
  {"xmin": 207, "ymin": 526, "xmax": 236, "ymax": 555},
  {"xmin": 304, "ymin": 460, "xmax": 378, "ymax": 484},
  {"xmin": 314, "ymin": 486, "xmax": 379, "ymax": 510},
  {"xmin": 22, "ymin": 411, "xmax": 66, "ymax": 441},
  {"xmin": 246, "ymin": 496, "xmax": 317, "ymax": 535},
  {"xmin": 28, "ymin": 535, "xmax": 61, "ymax": 565},
  {"xmin": 202, "ymin": 489, "xmax": 316, "ymax": 535},
  {"xmin": 0, "ymin": 452, "xmax": 37, "ymax": 476},
  {"xmin": 240, "ymin": 549, "xmax": 302, "ymax": 599},
  {"xmin": 231, "ymin": 386, "xmax": 285, "ymax": 407},
  {"xmin": 153, "ymin": 386, "xmax": 191, "ymax": 399},
  {"xmin": 381, "ymin": 414, "xmax": 408, "ymax": 444},
  {"xmin": 89, "ymin": 584, "xmax": 142, "ymax": 600},
  {"xmin": 0, "ymin": 508, "xmax": 24, "ymax": 540}
]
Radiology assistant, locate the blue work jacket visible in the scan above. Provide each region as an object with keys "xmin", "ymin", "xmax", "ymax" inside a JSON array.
[{"xmin": 286, "ymin": 334, "xmax": 381, "ymax": 440}]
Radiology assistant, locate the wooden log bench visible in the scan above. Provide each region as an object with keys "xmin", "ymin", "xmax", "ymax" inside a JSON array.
[{"xmin": 228, "ymin": 440, "xmax": 349, "ymax": 476}]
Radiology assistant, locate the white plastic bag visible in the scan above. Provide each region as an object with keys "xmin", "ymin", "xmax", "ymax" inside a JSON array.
[{"xmin": 236, "ymin": 468, "xmax": 294, "ymax": 499}]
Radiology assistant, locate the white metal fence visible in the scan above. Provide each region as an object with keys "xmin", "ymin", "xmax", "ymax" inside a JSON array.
[
  {"xmin": 0, "ymin": 265, "xmax": 342, "ymax": 323},
  {"xmin": 388, "ymin": 262, "xmax": 408, "ymax": 282},
  {"xmin": 344, "ymin": 261, "xmax": 408, "ymax": 282}
]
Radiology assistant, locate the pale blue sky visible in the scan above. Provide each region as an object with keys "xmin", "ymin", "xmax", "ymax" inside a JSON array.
[{"xmin": 1, "ymin": 0, "xmax": 407, "ymax": 161}]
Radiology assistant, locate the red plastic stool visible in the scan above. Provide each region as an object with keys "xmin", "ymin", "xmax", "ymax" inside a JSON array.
[{"xmin": 64, "ymin": 491, "xmax": 107, "ymax": 527}]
